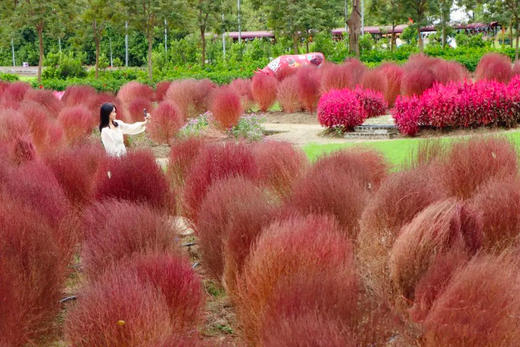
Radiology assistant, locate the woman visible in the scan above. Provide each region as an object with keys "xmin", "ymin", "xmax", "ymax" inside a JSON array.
[{"xmin": 99, "ymin": 102, "xmax": 149, "ymax": 157}]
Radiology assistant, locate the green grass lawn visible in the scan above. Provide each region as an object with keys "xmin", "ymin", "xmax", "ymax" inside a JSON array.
[{"xmin": 303, "ymin": 130, "xmax": 520, "ymax": 168}]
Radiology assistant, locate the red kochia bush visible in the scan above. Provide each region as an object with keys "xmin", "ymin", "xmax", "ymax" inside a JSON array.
[
  {"xmin": 276, "ymin": 74, "xmax": 302, "ymax": 113},
  {"xmin": 229, "ymin": 78, "xmax": 254, "ymax": 111},
  {"xmin": 379, "ymin": 62, "xmax": 403, "ymax": 106},
  {"xmin": 317, "ymin": 88, "xmax": 366, "ymax": 130},
  {"xmin": 96, "ymin": 150, "xmax": 171, "ymax": 210},
  {"xmin": 147, "ymin": 101, "xmax": 184, "ymax": 144},
  {"xmin": 210, "ymin": 86, "xmax": 243, "ymax": 129},
  {"xmin": 23, "ymin": 88, "xmax": 63, "ymax": 116},
  {"xmin": 440, "ymin": 137, "xmax": 518, "ymax": 199},
  {"xmin": 513, "ymin": 61, "xmax": 520, "ymax": 76},
  {"xmin": 62, "ymin": 85, "xmax": 97, "ymax": 107},
  {"xmin": 432, "ymin": 60, "xmax": 469, "ymax": 84},
  {"xmin": 155, "ymin": 81, "xmax": 171, "ymax": 102},
  {"xmin": 0, "ymin": 108, "xmax": 29, "ymax": 143},
  {"xmin": 166, "ymin": 137, "xmax": 207, "ymax": 189},
  {"xmin": 183, "ymin": 142, "xmax": 258, "ymax": 224},
  {"xmin": 468, "ymin": 178, "xmax": 520, "ymax": 251},
  {"xmin": 81, "ymin": 200, "xmax": 178, "ymax": 279},
  {"xmin": 401, "ymin": 68, "xmax": 435, "ymax": 96},
  {"xmin": 236, "ymin": 215, "xmax": 353, "ymax": 344},
  {"xmin": 296, "ymin": 66, "xmax": 321, "ymax": 112},
  {"xmin": 423, "ymin": 254, "xmax": 520, "ymax": 346},
  {"xmin": 0, "ymin": 197, "xmax": 68, "ymax": 346},
  {"xmin": 165, "ymin": 79, "xmax": 216, "ymax": 119},
  {"xmin": 19, "ymin": 101, "xmax": 52, "ymax": 149},
  {"xmin": 321, "ymin": 61, "xmax": 365, "ymax": 93},
  {"xmin": 196, "ymin": 177, "xmax": 274, "ymax": 290},
  {"xmin": 125, "ymin": 253, "xmax": 205, "ymax": 333},
  {"xmin": 126, "ymin": 97, "xmax": 152, "ymax": 123},
  {"xmin": 1, "ymin": 135, "xmax": 37, "ymax": 165},
  {"xmin": 362, "ymin": 68, "xmax": 388, "ymax": 96},
  {"xmin": 44, "ymin": 142, "xmax": 106, "ymax": 207},
  {"xmin": 357, "ymin": 166, "xmax": 448, "ymax": 303},
  {"xmin": 117, "ymin": 81, "xmax": 154, "ymax": 104},
  {"xmin": 58, "ymin": 105, "xmax": 93, "ymax": 145},
  {"xmin": 64, "ymin": 270, "xmax": 173, "ymax": 346},
  {"xmin": 0, "ymin": 81, "xmax": 30, "ymax": 109},
  {"xmin": 252, "ymin": 73, "xmax": 278, "ymax": 111},
  {"xmin": 286, "ymin": 160, "xmax": 369, "ymax": 238},
  {"xmin": 475, "ymin": 52, "xmax": 513, "ymax": 83},
  {"xmin": 253, "ymin": 140, "xmax": 308, "ymax": 198},
  {"xmin": 389, "ymin": 199, "xmax": 482, "ymax": 314}
]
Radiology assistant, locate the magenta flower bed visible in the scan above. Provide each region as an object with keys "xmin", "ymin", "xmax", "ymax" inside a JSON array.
[{"xmin": 393, "ymin": 80, "xmax": 520, "ymax": 136}]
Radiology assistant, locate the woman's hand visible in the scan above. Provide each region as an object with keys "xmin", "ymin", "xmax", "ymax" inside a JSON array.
[{"xmin": 144, "ymin": 112, "xmax": 151, "ymax": 122}]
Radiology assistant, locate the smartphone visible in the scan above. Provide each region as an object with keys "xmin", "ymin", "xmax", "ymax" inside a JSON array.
[{"xmin": 143, "ymin": 108, "xmax": 148, "ymax": 119}]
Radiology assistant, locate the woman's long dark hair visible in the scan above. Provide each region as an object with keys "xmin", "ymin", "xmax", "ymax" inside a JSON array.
[{"xmin": 99, "ymin": 103, "xmax": 118, "ymax": 132}]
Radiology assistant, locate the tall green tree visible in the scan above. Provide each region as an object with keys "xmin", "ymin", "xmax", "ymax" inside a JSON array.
[
  {"xmin": 368, "ymin": 0, "xmax": 408, "ymax": 51},
  {"xmin": 438, "ymin": 0, "xmax": 453, "ymax": 48},
  {"xmin": 120, "ymin": 0, "xmax": 187, "ymax": 80},
  {"xmin": 250, "ymin": 0, "xmax": 343, "ymax": 54},
  {"xmin": 79, "ymin": 0, "xmax": 121, "ymax": 78},
  {"xmin": 486, "ymin": 0, "xmax": 520, "ymax": 60},
  {"xmin": 5, "ymin": 0, "xmax": 76, "ymax": 82},
  {"xmin": 398, "ymin": 0, "xmax": 438, "ymax": 52}
]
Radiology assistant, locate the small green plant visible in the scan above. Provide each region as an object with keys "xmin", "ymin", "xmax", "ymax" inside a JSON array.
[
  {"xmin": 0, "ymin": 72, "xmax": 19, "ymax": 82},
  {"xmin": 204, "ymin": 280, "xmax": 225, "ymax": 297},
  {"xmin": 178, "ymin": 112, "xmax": 212, "ymax": 137},
  {"xmin": 228, "ymin": 114, "xmax": 265, "ymax": 142},
  {"xmin": 217, "ymin": 324, "xmax": 233, "ymax": 334}
]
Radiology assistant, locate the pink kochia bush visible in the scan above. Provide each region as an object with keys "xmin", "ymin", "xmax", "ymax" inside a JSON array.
[
  {"xmin": 354, "ymin": 87, "xmax": 388, "ymax": 118},
  {"xmin": 58, "ymin": 106, "xmax": 93, "ymax": 145},
  {"xmin": 318, "ymin": 89, "xmax": 366, "ymax": 130},
  {"xmin": 147, "ymin": 101, "xmax": 184, "ymax": 144},
  {"xmin": 393, "ymin": 80, "xmax": 520, "ymax": 136},
  {"xmin": 475, "ymin": 52, "xmax": 513, "ymax": 83},
  {"xmin": 95, "ymin": 150, "xmax": 171, "ymax": 211},
  {"xmin": 210, "ymin": 86, "xmax": 243, "ymax": 129},
  {"xmin": 252, "ymin": 73, "xmax": 278, "ymax": 111},
  {"xmin": 276, "ymin": 75, "xmax": 302, "ymax": 113}
]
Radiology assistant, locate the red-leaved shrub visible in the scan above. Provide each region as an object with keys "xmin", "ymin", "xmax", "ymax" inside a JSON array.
[
  {"xmin": 468, "ymin": 177, "xmax": 520, "ymax": 251},
  {"xmin": 165, "ymin": 79, "xmax": 216, "ymax": 119},
  {"xmin": 210, "ymin": 86, "xmax": 243, "ymax": 129},
  {"xmin": 123, "ymin": 253, "xmax": 204, "ymax": 333},
  {"xmin": 440, "ymin": 137, "xmax": 518, "ymax": 199},
  {"xmin": 196, "ymin": 177, "xmax": 274, "ymax": 292},
  {"xmin": 182, "ymin": 142, "xmax": 258, "ymax": 224},
  {"xmin": 401, "ymin": 68, "xmax": 436, "ymax": 96},
  {"xmin": 475, "ymin": 52, "xmax": 513, "ymax": 83},
  {"xmin": 513, "ymin": 61, "xmax": 520, "ymax": 76},
  {"xmin": 379, "ymin": 62, "xmax": 403, "ymax": 106},
  {"xmin": 388, "ymin": 199, "xmax": 482, "ymax": 315},
  {"xmin": 423, "ymin": 254, "xmax": 520, "ymax": 346},
  {"xmin": 81, "ymin": 200, "xmax": 178, "ymax": 279},
  {"xmin": 362, "ymin": 68, "xmax": 388, "ymax": 96},
  {"xmin": 58, "ymin": 105, "xmax": 93, "ymax": 145},
  {"xmin": 229, "ymin": 78, "xmax": 254, "ymax": 111},
  {"xmin": 236, "ymin": 215, "xmax": 353, "ymax": 344},
  {"xmin": 64, "ymin": 270, "xmax": 173, "ymax": 346},
  {"xmin": 0, "ymin": 196, "xmax": 68, "ymax": 346},
  {"xmin": 357, "ymin": 166, "xmax": 448, "ymax": 303},
  {"xmin": 296, "ymin": 66, "xmax": 322, "ymax": 112},
  {"xmin": 0, "ymin": 81, "xmax": 30, "ymax": 109},
  {"xmin": 252, "ymin": 73, "xmax": 278, "ymax": 111},
  {"xmin": 155, "ymin": 81, "xmax": 172, "ymax": 102},
  {"xmin": 253, "ymin": 141, "xmax": 308, "ymax": 198},
  {"xmin": 95, "ymin": 150, "xmax": 171, "ymax": 210},
  {"xmin": 317, "ymin": 88, "xmax": 366, "ymax": 130},
  {"xmin": 321, "ymin": 61, "xmax": 366, "ymax": 92},
  {"xmin": 147, "ymin": 101, "xmax": 184, "ymax": 144},
  {"xmin": 117, "ymin": 81, "xmax": 154, "ymax": 104},
  {"xmin": 44, "ymin": 142, "xmax": 106, "ymax": 207},
  {"xmin": 276, "ymin": 74, "xmax": 302, "ymax": 113},
  {"xmin": 354, "ymin": 87, "xmax": 388, "ymax": 117},
  {"xmin": 431, "ymin": 60, "xmax": 469, "ymax": 84}
]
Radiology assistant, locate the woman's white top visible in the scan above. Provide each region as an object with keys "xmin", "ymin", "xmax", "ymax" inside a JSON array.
[{"xmin": 101, "ymin": 120, "xmax": 147, "ymax": 157}]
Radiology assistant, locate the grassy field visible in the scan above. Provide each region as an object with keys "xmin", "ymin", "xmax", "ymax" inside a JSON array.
[{"xmin": 303, "ymin": 130, "xmax": 520, "ymax": 168}]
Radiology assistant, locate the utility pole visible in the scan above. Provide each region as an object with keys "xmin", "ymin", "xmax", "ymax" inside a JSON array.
[
  {"xmin": 109, "ymin": 37, "xmax": 113, "ymax": 68},
  {"xmin": 361, "ymin": 0, "xmax": 365, "ymax": 35},
  {"xmin": 11, "ymin": 38, "xmax": 16, "ymax": 67},
  {"xmin": 238, "ymin": 0, "xmax": 242, "ymax": 44},
  {"xmin": 58, "ymin": 37, "xmax": 62, "ymax": 53},
  {"xmin": 125, "ymin": 21, "xmax": 129, "ymax": 67},
  {"xmin": 344, "ymin": 0, "xmax": 348, "ymax": 45},
  {"xmin": 164, "ymin": 19, "xmax": 168, "ymax": 54},
  {"xmin": 222, "ymin": 13, "xmax": 226, "ymax": 60}
]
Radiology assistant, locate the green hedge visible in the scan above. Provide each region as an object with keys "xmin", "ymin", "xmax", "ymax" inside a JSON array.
[{"xmin": 0, "ymin": 73, "xmax": 19, "ymax": 82}]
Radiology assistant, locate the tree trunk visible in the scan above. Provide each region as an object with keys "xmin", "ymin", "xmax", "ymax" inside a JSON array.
[
  {"xmin": 147, "ymin": 32, "xmax": 153, "ymax": 81},
  {"xmin": 292, "ymin": 33, "xmax": 299, "ymax": 54},
  {"xmin": 442, "ymin": 25, "xmax": 446, "ymax": 48},
  {"xmin": 511, "ymin": 22, "xmax": 514, "ymax": 47},
  {"xmin": 94, "ymin": 21, "xmax": 100, "ymax": 79},
  {"xmin": 418, "ymin": 29, "xmax": 424, "ymax": 52},
  {"xmin": 37, "ymin": 24, "xmax": 44, "ymax": 84},
  {"xmin": 348, "ymin": 0, "xmax": 361, "ymax": 57},
  {"xmin": 305, "ymin": 37, "xmax": 310, "ymax": 53},
  {"xmin": 516, "ymin": 21, "xmax": 519, "ymax": 62},
  {"xmin": 391, "ymin": 23, "xmax": 396, "ymax": 52},
  {"xmin": 200, "ymin": 26, "xmax": 206, "ymax": 66}
]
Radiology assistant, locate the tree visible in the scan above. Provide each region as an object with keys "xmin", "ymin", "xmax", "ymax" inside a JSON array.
[
  {"xmin": 438, "ymin": 0, "xmax": 453, "ymax": 48},
  {"xmin": 120, "ymin": 0, "xmax": 187, "ymax": 80},
  {"xmin": 79, "ymin": 0, "xmax": 121, "ymax": 78},
  {"xmin": 489, "ymin": 0, "xmax": 520, "ymax": 60},
  {"xmin": 186, "ymin": 0, "xmax": 222, "ymax": 66},
  {"xmin": 368, "ymin": 0, "xmax": 408, "ymax": 51},
  {"xmin": 398, "ymin": 0, "xmax": 438, "ymax": 52},
  {"xmin": 348, "ymin": 0, "xmax": 362, "ymax": 57},
  {"xmin": 5, "ymin": 0, "xmax": 76, "ymax": 83},
  {"xmin": 250, "ymin": 0, "xmax": 343, "ymax": 54}
]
